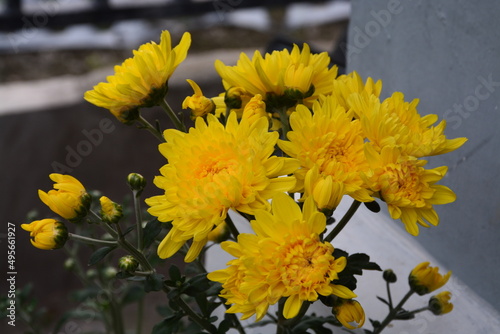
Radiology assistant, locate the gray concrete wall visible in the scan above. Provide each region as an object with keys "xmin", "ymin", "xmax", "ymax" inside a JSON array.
[{"xmin": 347, "ymin": 0, "xmax": 500, "ymax": 311}]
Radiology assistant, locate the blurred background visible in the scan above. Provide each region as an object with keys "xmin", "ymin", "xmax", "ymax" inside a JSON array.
[{"xmin": 0, "ymin": 0, "xmax": 499, "ymax": 333}]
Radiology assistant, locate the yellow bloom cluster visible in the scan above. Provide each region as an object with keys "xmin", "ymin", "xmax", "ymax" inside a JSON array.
[
  {"xmin": 279, "ymin": 74, "xmax": 466, "ymax": 235},
  {"xmin": 208, "ymin": 194, "xmax": 355, "ymax": 321},
  {"xmin": 72, "ymin": 29, "xmax": 465, "ymax": 327},
  {"xmin": 215, "ymin": 44, "xmax": 336, "ymax": 108}
]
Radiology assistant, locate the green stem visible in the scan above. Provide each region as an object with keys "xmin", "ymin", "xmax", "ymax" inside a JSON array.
[
  {"xmin": 132, "ymin": 190, "xmax": 144, "ymax": 251},
  {"xmin": 136, "ymin": 297, "xmax": 144, "ymax": 334},
  {"xmin": 160, "ymin": 98, "xmax": 187, "ymax": 132},
  {"xmin": 162, "ymin": 284, "xmax": 217, "ymax": 334},
  {"xmin": 283, "ymin": 301, "xmax": 310, "ymax": 330},
  {"xmin": 107, "ymin": 292, "xmax": 125, "ymax": 334},
  {"xmin": 225, "ymin": 213, "xmax": 240, "ymax": 240},
  {"xmin": 185, "ymin": 244, "xmax": 245, "ymax": 334},
  {"xmin": 278, "ymin": 107, "xmax": 290, "ymax": 142},
  {"xmin": 276, "ymin": 299, "xmax": 287, "ymax": 334},
  {"xmin": 68, "ymin": 233, "xmax": 118, "ymax": 247},
  {"xmin": 407, "ymin": 306, "xmax": 430, "ymax": 315},
  {"xmin": 89, "ymin": 209, "xmax": 105, "ymax": 224},
  {"xmin": 324, "ymin": 200, "xmax": 362, "ymax": 242},
  {"xmin": 386, "ymin": 281, "xmax": 394, "ymax": 309},
  {"xmin": 373, "ymin": 290, "xmax": 415, "ymax": 334},
  {"xmin": 114, "ymin": 223, "xmax": 154, "ymax": 272},
  {"xmin": 136, "ymin": 115, "xmax": 165, "ymax": 142}
]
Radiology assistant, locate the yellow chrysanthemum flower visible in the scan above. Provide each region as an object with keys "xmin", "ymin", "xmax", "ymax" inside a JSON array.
[
  {"xmin": 84, "ymin": 31, "xmax": 191, "ymax": 123},
  {"xmin": 363, "ymin": 145, "xmax": 456, "ymax": 235},
  {"xmin": 21, "ymin": 219, "xmax": 68, "ymax": 250},
  {"xmin": 333, "ymin": 299, "xmax": 366, "ymax": 329},
  {"xmin": 332, "ymin": 71, "xmax": 382, "ymax": 117},
  {"xmin": 278, "ymin": 97, "xmax": 373, "ymax": 210},
  {"xmin": 99, "ymin": 196, "xmax": 123, "ymax": 224},
  {"xmin": 145, "ymin": 113, "xmax": 299, "ymax": 262},
  {"xmin": 208, "ymin": 194, "xmax": 355, "ymax": 321},
  {"xmin": 429, "ymin": 291, "xmax": 454, "ymax": 315},
  {"xmin": 409, "ymin": 262, "xmax": 451, "ymax": 295},
  {"xmin": 353, "ymin": 92, "xmax": 467, "ymax": 157},
  {"xmin": 182, "ymin": 79, "xmax": 215, "ymax": 119},
  {"xmin": 215, "ymin": 44, "xmax": 337, "ymax": 111},
  {"xmin": 38, "ymin": 174, "xmax": 91, "ymax": 222}
]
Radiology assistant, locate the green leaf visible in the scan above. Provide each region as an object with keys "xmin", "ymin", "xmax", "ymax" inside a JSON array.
[
  {"xmin": 194, "ymin": 293, "xmax": 209, "ymax": 317},
  {"xmin": 332, "ymin": 250, "xmax": 381, "ymax": 291},
  {"xmin": 291, "ymin": 315, "xmax": 337, "ymax": 333},
  {"xmin": 169, "ymin": 264, "xmax": 182, "ymax": 282},
  {"xmin": 116, "ymin": 271, "xmax": 133, "ymax": 279},
  {"xmin": 145, "ymin": 273, "xmax": 165, "ymax": 292},
  {"xmin": 376, "ymin": 296, "xmax": 391, "ymax": 307},
  {"xmin": 364, "ymin": 200, "xmax": 381, "ymax": 213},
  {"xmin": 217, "ymin": 319, "xmax": 232, "ymax": 334},
  {"xmin": 53, "ymin": 309, "xmax": 103, "ymax": 334},
  {"xmin": 184, "ymin": 274, "xmax": 211, "ymax": 296},
  {"xmin": 70, "ymin": 287, "xmax": 100, "ymax": 302},
  {"xmin": 88, "ymin": 246, "xmax": 117, "ymax": 266},
  {"xmin": 143, "ymin": 218, "xmax": 163, "ymax": 249},
  {"xmin": 152, "ymin": 314, "xmax": 183, "ymax": 334}
]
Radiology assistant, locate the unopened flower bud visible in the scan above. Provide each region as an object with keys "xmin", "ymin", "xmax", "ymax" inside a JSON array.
[
  {"xmin": 38, "ymin": 174, "xmax": 91, "ymax": 223},
  {"xmin": 127, "ymin": 173, "xmax": 146, "ymax": 194},
  {"xmin": 119, "ymin": 255, "xmax": 139, "ymax": 273},
  {"xmin": 86, "ymin": 268, "xmax": 98, "ymax": 280},
  {"xmin": 332, "ymin": 299, "xmax": 365, "ymax": 330},
  {"xmin": 224, "ymin": 87, "xmax": 247, "ymax": 109},
  {"xmin": 207, "ymin": 222, "xmax": 230, "ymax": 243},
  {"xmin": 383, "ymin": 269, "xmax": 397, "ymax": 283},
  {"xmin": 409, "ymin": 262, "xmax": 451, "ymax": 295},
  {"xmin": 429, "ymin": 291, "xmax": 453, "ymax": 315},
  {"xmin": 102, "ymin": 266, "xmax": 118, "ymax": 280},
  {"xmin": 21, "ymin": 219, "xmax": 68, "ymax": 250},
  {"xmin": 99, "ymin": 196, "xmax": 123, "ymax": 224},
  {"xmin": 183, "ymin": 79, "xmax": 215, "ymax": 119},
  {"xmin": 64, "ymin": 258, "xmax": 76, "ymax": 271}
]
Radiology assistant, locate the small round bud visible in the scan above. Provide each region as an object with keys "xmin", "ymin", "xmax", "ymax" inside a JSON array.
[
  {"xmin": 224, "ymin": 87, "xmax": 247, "ymax": 109},
  {"xmin": 119, "ymin": 255, "xmax": 139, "ymax": 273},
  {"xmin": 102, "ymin": 266, "xmax": 118, "ymax": 280},
  {"xmin": 383, "ymin": 269, "xmax": 397, "ymax": 283},
  {"xmin": 127, "ymin": 173, "xmax": 146, "ymax": 194},
  {"xmin": 86, "ymin": 268, "xmax": 98, "ymax": 280},
  {"xmin": 64, "ymin": 258, "xmax": 76, "ymax": 271}
]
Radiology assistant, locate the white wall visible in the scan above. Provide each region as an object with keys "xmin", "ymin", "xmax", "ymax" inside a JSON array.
[{"xmin": 347, "ymin": 0, "xmax": 500, "ymax": 312}]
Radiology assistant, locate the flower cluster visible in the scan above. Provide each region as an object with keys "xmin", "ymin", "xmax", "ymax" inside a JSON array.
[
  {"xmin": 20, "ymin": 30, "xmax": 464, "ymax": 333},
  {"xmin": 145, "ymin": 113, "xmax": 298, "ymax": 262}
]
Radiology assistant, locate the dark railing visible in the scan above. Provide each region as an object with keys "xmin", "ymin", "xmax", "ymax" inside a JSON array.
[{"xmin": 0, "ymin": 0, "xmax": 314, "ymax": 32}]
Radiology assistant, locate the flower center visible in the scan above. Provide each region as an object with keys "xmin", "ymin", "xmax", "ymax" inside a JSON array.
[
  {"xmin": 383, "ymin": 161, "xmax": 424, "ymax": 202},
  {"xmin": 195, "ymin": 157, "xmax": 237, "ymax": 179},
  {"xmin": 278, "ymin": 234, "xmax": 335, "ymax": 290}
]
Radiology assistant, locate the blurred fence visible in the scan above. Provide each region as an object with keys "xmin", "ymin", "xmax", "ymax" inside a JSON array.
[{"xmin": 0, "ymin": 0, "xmax": 312, "ymax": 31}]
